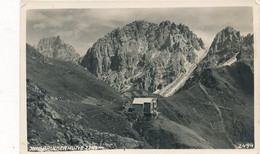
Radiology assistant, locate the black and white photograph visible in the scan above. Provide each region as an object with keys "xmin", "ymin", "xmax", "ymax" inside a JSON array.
[{"xmin": 22, "ymin": 3, "xmax": 256, "ymax": 152}]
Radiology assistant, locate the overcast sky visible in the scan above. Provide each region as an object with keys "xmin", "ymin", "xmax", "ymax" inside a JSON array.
[{"xmin": 27, "ymin": 7, "xmax": 253, "ymax": 56}]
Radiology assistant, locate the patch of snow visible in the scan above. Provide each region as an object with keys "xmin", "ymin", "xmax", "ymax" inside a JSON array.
[
  {"xmin": 153, "ymin": 89, "xmax": 160, "ymax": 94},
  {"xmin": 155, "ymin": 63, "xmax": 197, "ymax": 97},
  {"xmin": 218, "ymin": 52, "xmax": 239, "ymax": 67},
  {"xmin": 195, "ymin": 48, "xmax": 208, "ymax": 61},
  {"xmin": 124, "ymin": 71, "xmax": 143, "ymax": 83},
  {"xmin": 154, "ymin": 49, "xmax": 209, "ymax": 97}
]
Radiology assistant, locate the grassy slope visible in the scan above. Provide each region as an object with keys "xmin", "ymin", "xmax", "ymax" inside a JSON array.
[
  {"xmin": 26, "ymin": 44, "xmax": 125, "ymax": 109},
  {"xmin": 156, "ymin": 61, "xmax": 254, "ymax": 148},
  {"xmin": 26, "ymin": 44, "xmax": 143, "ymax": 149}
]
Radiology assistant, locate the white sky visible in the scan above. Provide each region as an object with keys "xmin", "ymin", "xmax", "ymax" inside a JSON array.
[{"xmin": 27, "ymin": 7, "xmax": 253, "ymax": 56}]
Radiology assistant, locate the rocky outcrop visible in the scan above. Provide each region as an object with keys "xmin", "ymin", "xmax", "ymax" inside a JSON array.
[
  {"xmin": 197, "ymin": 26, "xmax": 253, "ymax": 71},
  {"xmin": 37, "ymin": 36, "xmax": 80, "ymax": 62},
  {"xmin": 180, "ymin": 26, "xmax": 254, "ymax": 93},
  {"xmin": 80, "ymin": 20, "xmax": 206, "ymax": 93}
]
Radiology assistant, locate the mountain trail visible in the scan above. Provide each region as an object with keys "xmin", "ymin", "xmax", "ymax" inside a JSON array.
[{"xmin": 199, "ymin": 83, "xmax": 236, "ymax": 148}]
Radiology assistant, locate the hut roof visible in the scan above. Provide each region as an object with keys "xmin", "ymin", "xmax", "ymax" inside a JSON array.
[{"xmin": 132, "ymin": 97, "xmax": 157, "ymax": 104}]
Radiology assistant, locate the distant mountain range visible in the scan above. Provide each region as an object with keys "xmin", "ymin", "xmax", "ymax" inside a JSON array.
[
  {"xmin": 37, "ymin": 36, "xmax": 80, "ymax": 62},
  {"xmin": 26, "ymin": 20, "xmax": 254, "ymax": 150}
]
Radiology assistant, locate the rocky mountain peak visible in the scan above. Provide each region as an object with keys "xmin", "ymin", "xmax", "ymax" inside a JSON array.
[
  {"xmin": 159, "ymin": 20, "xmax": 172, "ymax": 27},
  {"xmin": 210, "ymin": 26, "xmax": 241, "ymax": 52},
  {"xmin": 54, "ymin": 35, "xmax": 62, "ymax": 45},
  {"xmin": 178, "ymin": 23, "xmax": 189, "ymax": 31},
  {"xmin": 243, "ymin": 33, "xmax": 253, "ymax": 45},
  {"xmin": 124, "ymin": 20, "xmax": 156, "ymax": 30},
  {"xmin": 224, "ymin": 26, "xmax": 235, "ymax": 32},
  {"xmin": 197, "ymin": 26, "xmax": 253, "ymax": 70},
  {"xmin": 37, "ymin": 36, "xmax": 80, "ymax": 62},
  {"xmin": 80, "ymin": 20, "xmax": 207, "ymax": 94},
  {"xmin": 132, "ymin": 20, "xmax": 153, "ymax": 25}
]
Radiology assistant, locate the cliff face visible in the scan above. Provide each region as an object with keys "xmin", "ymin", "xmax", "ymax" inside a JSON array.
[
  {"xmin": 37, "ymin": 36, "xmax": 80, "ymax": 62},
  {"xmin": 80, "ymin": 20, "xmax": 206, "ymax": 93},
  {"xmin": 197, "ymin": 26, "xmax": 253, "ymax": 71},
  {"xmin": 180, "ymin": 26, "xmax": 254, "ymax": 92}
]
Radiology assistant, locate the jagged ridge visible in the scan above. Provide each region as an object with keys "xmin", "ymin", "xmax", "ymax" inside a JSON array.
[{"xmin": 80, "ymin": 20, "xmax": 207, "ymax": 93}]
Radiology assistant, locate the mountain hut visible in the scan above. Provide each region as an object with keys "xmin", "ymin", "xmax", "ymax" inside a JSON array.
[{"xmin": 132, "ymin": 97, "xmax": 158, "ymax": 115}]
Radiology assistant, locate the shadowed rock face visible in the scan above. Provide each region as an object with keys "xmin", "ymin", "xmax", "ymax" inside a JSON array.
[
  {"xmin": 180, "ymin": 26, "xmax": 254, "ymax": 93},
  {"xmin": 172, "ymin": 27, "xmax": 254, "ymax": 148},
  {"xmin": 80, "ymin": 20, "xmax": 206, "ymax": 93},
  {"xmin": 197, "ymin": 26, "xmax": 253, "ymax": 71},
  {"xmin": 37, "ymin": 36, "xmax": 80, "ymax": 62}
]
